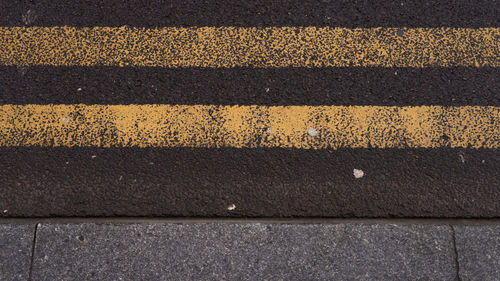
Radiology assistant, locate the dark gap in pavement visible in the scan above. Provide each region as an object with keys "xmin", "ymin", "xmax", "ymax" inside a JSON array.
[{"xmin": 27, "ymin": 223, "xmax": 38, "ymax": 281}]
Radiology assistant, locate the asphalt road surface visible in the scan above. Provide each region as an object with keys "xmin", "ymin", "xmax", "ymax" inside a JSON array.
[{"xmin": 0, "ymin": 0, "xmax": 498, "ymax": 218}]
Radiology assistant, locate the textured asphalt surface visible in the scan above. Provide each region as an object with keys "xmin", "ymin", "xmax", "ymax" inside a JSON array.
[
  {"xmin": 2, "ymin": 67, "xmax": 499, "ymax": 106},
  {"xmin": 1, "ymin": 221, "xmax": 500, "ymax": 281},
  {"xmin": 2, "ymin": 148, "xmax": 499, "ymax": 217},
  {"xmin": 0, "ymin": 1, "xmax": 499, "ymax": 279},
  {"xmin": 1, "ymin": 0, "xmax": 498, "ymax": 27},
  {"xmin": 0, "ymin": 0, "xmax": 498, "ymax": 218}
]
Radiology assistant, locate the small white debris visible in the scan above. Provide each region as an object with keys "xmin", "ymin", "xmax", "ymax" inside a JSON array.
[
  {"xmin": 459, "ymin": 154, "xmax": 465, "ymax": 163},
  {"xmin": 91, "ymin": 155, "xmax": 97, "ymax": 159},
  {"xmin": 308, "ymin": 128, "xmax": 318, "ymax": 137},
  {"xmin": 44, "ymin": 255, "xmax": 49, "ymax": 260},
  {"xmin": 265, "ymin": 88, "xmax": 270, "ymax": 93},
  {"xmin": 22, "ymin": 9, "xmax": 37, "ymax": 25},
  {"xmin": 17, "ymin": 66, "xmax": 28, "ymax": 75},
  {"xmin": 3, "ymin": 210, "xmax": 7, "ymax": 213},
  {"xmin": 77, "ymin": 88, "xmax": 82, "ymax": 91},
  {"xmin": 394, "ymin": 71, "xmax": 398, "ymax": 75},
  {"xmin": 149, "ymin": 162, "xmax": 154, "ymax": 165},
  {"xmin": 61, "ymin": 117, "xmax": 69, "ymax": 124},
  {"xmin": 482, "ymin": 160, "xmax": 485, "ymax": 163},
  {"xmin": 353, "ymin": 169, "xmax": 364, "ymax": 179},
  {"xmin": 227, "ymin": 204, "xmax": 236, "ymax": 211},
  {"xmin": 65, "ymin": 161, "xmax": 69, "ymax": 165},
  {"xmin": 266, "ymin": 128, "xmax": 273, "ymax": 135},
  {"xmin": 119, "ymin": 176, "xmax": 123, "ymax": 181}
]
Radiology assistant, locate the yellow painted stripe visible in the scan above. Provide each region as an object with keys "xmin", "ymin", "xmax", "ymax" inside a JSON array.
[
  {"xmin": 0, "ymin": 27, "xmax": 498, "ymax": 67},
  {"xmin": 0, "ymin": 105, "xmax": 498, "ymax": 149}
]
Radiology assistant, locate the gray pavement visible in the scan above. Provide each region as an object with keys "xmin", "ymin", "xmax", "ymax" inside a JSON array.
[
  {"xmin": 1, "ymin": 221, "xmax": 500, "ymax": 280},
  {"xmin": 0, "ymin": 224, "xmax": 34, "ymax": 281},
  {"xmin": 455, "ymin": 226, "xmax": 500, "ymax": 281}
]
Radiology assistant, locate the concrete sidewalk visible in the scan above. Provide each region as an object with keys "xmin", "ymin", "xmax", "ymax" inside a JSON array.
[{"xmin": 1, "ymin": 220, "xmax": 500, "ymax": 280}]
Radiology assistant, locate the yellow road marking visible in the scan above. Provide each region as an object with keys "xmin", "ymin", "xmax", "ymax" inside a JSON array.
[
  {"xmin": 0, "ymin": 27, "xmax": 498, "ymax": 67},
  {"xmin": 0, "ymin": 105, "xmax": 498, "ymax": 149}
]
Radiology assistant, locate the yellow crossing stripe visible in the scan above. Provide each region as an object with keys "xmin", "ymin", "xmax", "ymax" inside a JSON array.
[
  {"xmin": 0, "ymin": 105, "xmax": 498, "ymax": 149},
  {"xmin": 0, "ymin": 27, "xmax": 498, "ymax": 67}
]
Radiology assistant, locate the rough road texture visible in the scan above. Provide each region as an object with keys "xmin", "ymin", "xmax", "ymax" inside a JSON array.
[
  {"xmin": 2, "ymin": 67, "xmax": 498, "ymax": 106},
  {"xmin": 0, "ymin": 1, "xmax": 498, "ymax": 218},
  {"xmin": 1, "ymin": 148, "xmax": 498, "ymax": 217},
  {"xmin": 2, "ymin": 27, "xmax": 497, "ymax": 67},
  {"xmin": 1, "ymin": 0, "xmax": 498, "ymax": 27}
]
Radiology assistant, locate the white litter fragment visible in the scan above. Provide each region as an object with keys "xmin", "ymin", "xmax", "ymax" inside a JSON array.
[
  {"xmin": 308, "ymin": 128, "xmax": 318, "ymax": 137},
  {"xmin": 353, "ymin": 169, "xmax": 364, "ymax": 179},
  {"xmin": 227, "ymin": 204, "xmax": 236, "ymax": 211},
  {"xmin": 22, "ymin": 9, "xmax": 36, "ymax": 25}
]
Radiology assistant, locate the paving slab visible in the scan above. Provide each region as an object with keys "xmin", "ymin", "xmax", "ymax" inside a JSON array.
[
  {"xmin": 0, "ymin": 224, "xmax": 34, "ymax": 281},
  {"xmin": 455, "ymin": 225, "xmax": 500, "ymax": 281},
  {"xmin": 32, "ymin": 223, "xmax": 455, "ymax": 280}
]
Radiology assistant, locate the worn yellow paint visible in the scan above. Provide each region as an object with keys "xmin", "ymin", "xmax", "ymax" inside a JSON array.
[
  {"xmin": 0, "ymin": 26, "xmax": 498, "ymax": 67},
  {"xmin": 0, "ymin": 105, "xmax": 498, "ymax": 149}
]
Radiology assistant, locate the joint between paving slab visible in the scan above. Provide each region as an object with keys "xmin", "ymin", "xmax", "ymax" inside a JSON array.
[
  {"xmin": 27, "ymin": 223, "xmax": 38, "ymax": 281},
  {"xmin": 450, "ymin": 225, "xmax": 462, "ymax": 281}
]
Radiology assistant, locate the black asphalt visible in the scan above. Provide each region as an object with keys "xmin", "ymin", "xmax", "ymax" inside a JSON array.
[
  {"xmin": 1, "ymin": 148, "xmax": 498, "ymax": 217},
  {"xmin": 2, "ymin": 66, "xmax": 498, "ymax": 106},
  {"xmin": 0, "ymin": 1, "xmax": 498, "ymax": 218},
  {"xmin": 2, "ymin": 0, "xmax": 498, "ymax": 27}
]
